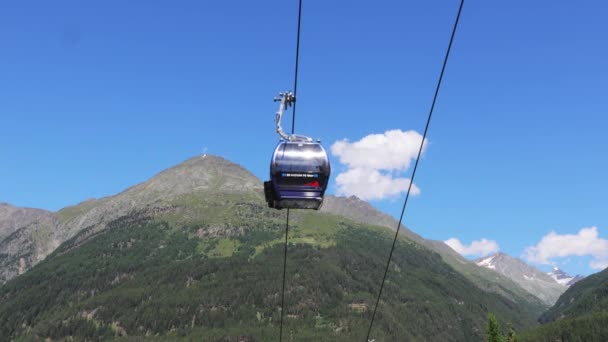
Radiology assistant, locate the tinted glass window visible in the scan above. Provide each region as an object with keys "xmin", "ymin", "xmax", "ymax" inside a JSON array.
[
  {"xmin": 277, "ymin": 173, "xmax": 323, "ymax": 188},
  {"xmin": 275, "ymin": 143, "xmax": 327, "ymax": 172}
]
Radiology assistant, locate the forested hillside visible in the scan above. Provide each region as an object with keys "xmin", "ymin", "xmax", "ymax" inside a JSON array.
[
  {"xmin": 0, "ymin": 193, "xmax": 540, "ymax": 341},
  {"xmin": 539, "ymin": 267, "xmax": 608, "ymax": 323},
  {"xmin": 520, "ymin": 267, "xmax": 608, "ymax": 341}
]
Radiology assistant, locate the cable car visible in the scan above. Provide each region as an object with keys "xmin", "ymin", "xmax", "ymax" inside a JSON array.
[{"xmin": 264, "ymin": 92, "xmax": 330, "ymax": 210}]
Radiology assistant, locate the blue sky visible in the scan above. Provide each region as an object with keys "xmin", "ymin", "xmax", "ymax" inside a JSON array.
[{"xmin": 1, "ymin": 0, "xmax": 607, "ymax": 276}]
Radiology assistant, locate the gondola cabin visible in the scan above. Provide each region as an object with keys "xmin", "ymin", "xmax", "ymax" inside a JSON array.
[{"xmin": 264, "ymin": 138, "xmax": 330, "ymax": 210}]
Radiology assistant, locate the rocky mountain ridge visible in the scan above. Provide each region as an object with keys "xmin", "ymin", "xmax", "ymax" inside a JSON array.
[
  {"xmin": 475, "ymin": 252, "xmax": 566, "ymax": 305},
  {"xmin": 0, "ymin": 203, "xmax": 53, "ymax": 241}
]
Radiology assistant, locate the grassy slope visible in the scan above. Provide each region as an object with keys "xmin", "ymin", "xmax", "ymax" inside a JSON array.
[{"xmin": 0, "ymin": 194, "xmax": 540, "ymax": 341}]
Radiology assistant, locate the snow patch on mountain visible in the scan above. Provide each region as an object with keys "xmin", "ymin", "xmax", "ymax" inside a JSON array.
[
  {"xmin": 547, "ymin": 267, "xmax": 585, "ymax": 287},
  {"xmin": 474, "ymin": 252, "xmax": 566, "ymax": 305},
  {"xmin": 476, "ymin": 255, "xmax": 497, "ymax": 269}
]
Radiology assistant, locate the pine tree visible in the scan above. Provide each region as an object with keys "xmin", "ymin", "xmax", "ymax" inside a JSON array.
[{"xmin": 487, "ymin": 313, "xmax": 501, "ymax": 342}]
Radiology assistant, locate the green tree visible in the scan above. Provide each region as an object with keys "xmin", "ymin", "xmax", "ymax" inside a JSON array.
[
  {"xmin": 506, "ymin": 323, "xmax": 517, "ymax": 342},
  {"xmin": 487, "ymin": 313, "xmax": 501, "ymax": 342}
]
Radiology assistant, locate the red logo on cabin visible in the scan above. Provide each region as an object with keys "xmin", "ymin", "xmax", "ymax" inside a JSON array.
[{"xmin": 304, "ymin": 180, "xmax": 320, "ymax": 187}]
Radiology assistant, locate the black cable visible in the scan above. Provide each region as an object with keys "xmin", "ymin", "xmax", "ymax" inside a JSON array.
[
  {"xmin": 291, "ymin": 0, "xmax": 303, "ymax": 135},
  {"xmin": 280, "ymin": 1, "xmax": 303, "ymax": 341},
  {"xmin": 365, "ymin": 1, "xmax": 464, "ymax": 341},
  {"xmin": 279, "ymin": 208, "xmax": 290, "ymax": 341}
]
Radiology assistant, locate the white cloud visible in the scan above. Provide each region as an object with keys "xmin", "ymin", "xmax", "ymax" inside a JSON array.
[
  {"xmin": 523, "ymin": 226, "xmax": 608, "ymax": 270},
  {"xmin": 444, "ymin": 238, "xmax": 500, "ymax": 257},
  {"xmin": 590, "ymin": 259, "xmax": 608, "ymax": 271},
  {"xmin": 334, "ymin": 168, "xmax": 420, "ymax": 201},
  {"xmin": 332, "ymin": 129, "xmax": 426, "ymax": 171},
  {"xmin": 331, "ymin": 129, "xmax": 426, "ymax": 200}
]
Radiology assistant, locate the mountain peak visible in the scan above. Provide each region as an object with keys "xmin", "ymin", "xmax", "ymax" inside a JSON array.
[
  {"xmin": 122, "ymin": 154, "xmax": 262, "ymax": 200},
  {"xmin": 547, "ymin": 267, "xmax": 585, "ymax": 287},
  {"xmin": 62, "ymin": 154, "xmax": 264, "ymax": 234},
  {"xmin": 1, "ymin": 154, "xmax": 266, "ymax": 285},
  {"xmin": 475, "ymin": 252, "xmax": 567, "ymax": 305},
  {"xmin": 165, "ymin": 154, "xmax": 253, "ymax": 176}
]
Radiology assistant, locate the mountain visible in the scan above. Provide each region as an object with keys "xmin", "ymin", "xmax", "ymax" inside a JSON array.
[
  {"xmin": 520, "ymin": 268, "xmax": 608, "ymax": 341},
  {"xmin": 0, "ymin": 203, "xmax": 54, "ymax": 285},
  {"xmin": 0, "ymin": 203, "xmax": 53, "ymax": 241},
  {"xmin": 0, "ymin": 155, "xmax": 262, "ymax": 284},
  {"xmin": 547, "ymin": 267, "xmax": 584, "ymax": 287},
  {"xmin": 0, "ymin": 155, "xmax": 545, "ymax": 341},
  {"xmin": 1, "ymin": 159, "xmax": 546, "ymax": 318},
  {"xmin": 474, "ymin": 253, "xmax": 566, "ymax": 305}
]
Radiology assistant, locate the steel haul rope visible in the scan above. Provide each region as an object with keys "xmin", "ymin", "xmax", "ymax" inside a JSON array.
[
  {"xmin": 279, "ymin": 0, "xmax": 303, "ymax": 341},
  {"xmin": 365, "ymin": 1, "xmax": 465, "ymax": 341}
]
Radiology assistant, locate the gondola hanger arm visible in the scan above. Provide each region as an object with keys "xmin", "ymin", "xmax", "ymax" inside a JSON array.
[{"xmin": 274, "ymin": 91, "xmax": 312, "ymax": 142}]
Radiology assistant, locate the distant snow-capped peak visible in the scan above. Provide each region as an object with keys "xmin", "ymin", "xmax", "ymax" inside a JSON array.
[
  {"xmin": 473, "ymin": 252, "xmax": 568, "ymax": 305},
  {"xmin": 547, "ymin": 267, "xmax": 584, "ymax": 287},
  {"xmin": 476, "ymin": 254, "xmax": 497, "ymax": 269}
]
